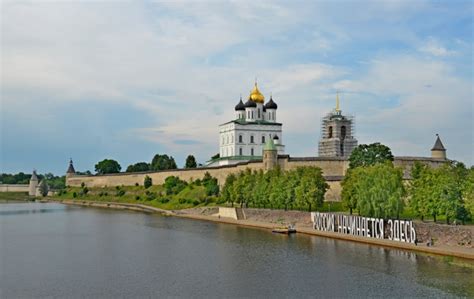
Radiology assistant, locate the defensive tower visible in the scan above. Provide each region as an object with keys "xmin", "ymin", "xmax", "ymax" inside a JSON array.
[{"xmin": 431, "ymin": 134, "xmax": 447, "ymax": 160}]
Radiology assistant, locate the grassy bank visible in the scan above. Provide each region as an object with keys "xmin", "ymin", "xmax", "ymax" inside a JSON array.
[
  {"xmin": 0, "ymin": 192, "xmax": 31, "ymax": 202},
  {"xmin": 55, "ymin": 185, "xmax": 218, "ymax": 210}
]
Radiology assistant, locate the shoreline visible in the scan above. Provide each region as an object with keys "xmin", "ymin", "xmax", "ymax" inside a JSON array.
[{"xmin": 51, "ymin": 200, "xmax": 474, "ymax": 260}]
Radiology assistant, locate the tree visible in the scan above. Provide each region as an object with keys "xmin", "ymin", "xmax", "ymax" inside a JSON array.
[
  {"xmin": 221, "ymin": 174, "xmax": 236, "ymax": 205},
  {"xmin": 294, "ymin": 167, "xmax": 329, "ymax": 212},
  {"xmin": 185, "ymin": 155, "xmax": 197, "ymax": 168},
  {"xmin": 349, "ymin": 143, "xmax": 394, "ymax": 169},
  {"xmin": 126, "ymin": 162, "xmax": 150, "ymax": 172},
  {"xmin": 342, "ymin": 163, "xmax": 405, "ymax": 218},
  {"xmin": 95, "ymin": 159, "xmax": 121, "ymax": 174},
  {"xmin": 151, "ymin": 154, "xmax": 177, "ymax": 171},
  {"xmin": 463, "ymin": 167, "xmax": 474, "ymax": 222},
  {"xmin": 144, "ymin": 175, "xmax": 152, "ymax": 189},
  {"xmin": 39, "ymin": 180, "xmax": 49, "ymax": 197}
]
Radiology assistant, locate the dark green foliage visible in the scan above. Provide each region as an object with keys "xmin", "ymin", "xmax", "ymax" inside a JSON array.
[
  {"xmin": 211, "ymin": 153, "xmax": 220, "ymax": 160},
  {"xmin": 164, "ymin": 176, "xmax": 187, "ymax": 195},
  {"xmin": 135, "ymin": 183, "xmax": 139, "ymax": 186},
  {"xmin": 135, "ymin": 196, "xmax": 141, "ymax": 200},
  {"xmin": 202, "ymin": 172, "xmax": 219, "ymax": 196},
  {"xmin": 81, "ymin": 182, "xmax": 85, "ymax": 188},
  {"xmin": 39, "ymin": 181, "xmax": 49, "ymax": 197},
  {"xmin": 0, "ymin": 172, "xmax": 31, "ymax": 184},
  {"xmin": 126, "ymin": 162, "xmax": 150, "ymax": 173},
  {"xmin": 95, "ymin": 159, "xmax": 121, "ymax": 174},
  {"xmin": 220, "ymin": 166, "xmax": 328, "ymax": 211},
  {"xmin": 145, "ymin": 191, "xmax": 157, "ymax": 201},
  {"xmin": 144, "ymin": 175, "xmax": 152, "ymax": 189},
  {"xmin": 160, "ymin": 198, "xmax": 170, "ymax": 203},
  {"xmin": 72, "ymin": 192, "xmax": 77, "ymax": 198},
  {"xmin": 151, "ymin": 154, "xmax": 177, "ymax": 171},
  {"xmin": 193, "ymin": 200, "xmax": 200, "ymax": 206},
  {"xmin": 116, "ymin": 189, "xmax": 125, "ymax": 197},
  {"xmin": 185, "ymin": 155, "xmax": 197, "ymax": 168},
  {"xmin": 179, "ymin": 198, "xmax": 187, "ymax": 204},
  {"xmin": 349, "ymin": 143, "xmax": 394, "ymax": 169}
]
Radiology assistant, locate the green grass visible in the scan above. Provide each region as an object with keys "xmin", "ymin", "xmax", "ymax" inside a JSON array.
[
  {"xmin": 0, "ymin": 192, "xmax": 32, "ymax": 202},
  {"xmin": 55, "ymin": 185, "xmax": 217, "ymax": 210}
]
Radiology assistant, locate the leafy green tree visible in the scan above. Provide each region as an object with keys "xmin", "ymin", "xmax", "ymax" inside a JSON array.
[
  {"xmin": 343, "ymin": 163, "xmax": 405, "ymax": 218},
  {"xmin": 151, "ymin": 154, "xmax": 177, "ymax": 171},
  {"xmin": 294, "ymin": 167, "xmax": 329, "ymax": 212},
  {"xmin": 349, "ymin": 143, "xmax": 394, "ymax": 169},
  {"xmin": 144, "ymin": 175, "xmax": 152, "ymax": 189},
  {"xmin": 185, "ymin": 155, "xmax": 197, "ymax": 168},
  {"xmin": 39, "ymin": 180, "xmax": 49, "ymax": 197},
  {"xmin": 95, "ymin": 159, "xmax": 121, "ymax": 174},
  {"xmin": 126, "ymin": 162, "xmax": 150, "ymax": 172},
  {"xmin": 164, "ymin": 176, "xmax": 187, "ymax": 195},
  {"xmin": 341, "ymin": 169, "xmax": 359, "ymax": 215},
  {"xmin": 221, "ymin": 174, "xmax": 236, "ymax": 205},
  {"xmin": 463, "ymin": 167, "xmax": 474, "ymax": 221}
]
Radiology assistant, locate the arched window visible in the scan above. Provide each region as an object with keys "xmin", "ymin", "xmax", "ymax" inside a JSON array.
[
  {"xmin": 250, "ymin": 135, "xmax": 254, "ymax": 143},
  {"xmin": 341, "ymin": 126, "xmax": 346, "ymax": 139},
  {"xmin": 239, "ymin": 135, "xmax": 243, "ymax": 143},
  {"xmin": 251, "ymin": 148, "xmax": 254, "ymax": 156},
  {"xmin": 262, "ymin": 136, "xmax": 265, "ymax": 144},
  {"xmin": 258, "ymin": 109, "xmax": 261, "ymax": 118},
  {"xmin": 328, "ymin": 126, "xmax": 333, "ymax": 138},
  {"xmin": 251, "ymin": 111, "xmax": 254, "ymax": 119},
  {"xmin": 239, "ymin": 148, "xmax": 243, "ymax": 156}
]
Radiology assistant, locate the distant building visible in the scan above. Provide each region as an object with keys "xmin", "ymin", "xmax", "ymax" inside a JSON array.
[
  {"xmin": 431, "ymin": 134, "xmax": 447, "ymax": 159},
  {"xmin": 29, "ymin": 170, "xmax": 38, "ymax": 196},
  {"xmin": 210, "ymin": 82, "xmax": 285, "ymax": 166},
  {"xmin": 318, "ymin": 94, "xmax": 358, "ymax": 158}
]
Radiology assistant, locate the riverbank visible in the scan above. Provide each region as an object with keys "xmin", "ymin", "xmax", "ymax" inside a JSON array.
[{"xmin": 53, "ymin": 199, "xmax": 474, "ymax": 260}]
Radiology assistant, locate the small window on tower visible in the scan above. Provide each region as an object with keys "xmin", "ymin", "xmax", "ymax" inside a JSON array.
[
  {"xmin": 239, "ymin": 135, "xmax": 243, "ymax": 143},
  {"xmin": 251, "ymin": 148, "xmax": 254, "ymax": 156},
  {"xmin": 258, "ymin": 109, "xmax": 261, "ymax": 118},
  {"xmin": 262, "ymin": 136, "xmax": 265, "ymax": 144},
  {"xmin": 341, "ymin": 126, "xmax": 346, "ymax": 139},
  {"xmin": 328, "ymin": 126, "xmax": 333, "ymax": 138},
  {"xmin": 239, "ymin": 148, "xmax": 243, "ymax": 155},
  {"xmin": 250, "ymin": 135, "xmax": 254, "ymax": 143}
]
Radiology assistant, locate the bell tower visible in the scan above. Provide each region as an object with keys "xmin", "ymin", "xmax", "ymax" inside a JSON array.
[{"xmin": 318, "ymin": 93, "xmax": 358, "ymax": 158}]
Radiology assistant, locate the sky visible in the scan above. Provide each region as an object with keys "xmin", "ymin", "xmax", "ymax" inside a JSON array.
[{"xmin": 1, "ymin": 0, "xmax": 473, "ymax": 175}]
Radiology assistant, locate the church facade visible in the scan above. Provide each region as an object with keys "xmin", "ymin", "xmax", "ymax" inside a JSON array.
[{"xmin": 210, "ymin": 83, "xmax": 285, "ymax": 166}]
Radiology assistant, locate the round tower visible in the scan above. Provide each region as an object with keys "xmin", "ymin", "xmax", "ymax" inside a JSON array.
[
  {"xmin": 431, "ymin": 134, "xmax": 447, "ymax": 160},
  {"xmin": 263, "ymin": 138, "xmax": 278, "ymax": 171},
  {"xmin": 66, "ymin": 159, "xmax": 76, "ymax": 178},
  {"xmin": 29, "ymin": 170, "xmax": 38, "ymax": 196}
]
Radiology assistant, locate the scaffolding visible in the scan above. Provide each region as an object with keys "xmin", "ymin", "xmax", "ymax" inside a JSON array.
[{"xmin": 318, "ymin": 110, "xmax": 356, "ymax": 157}]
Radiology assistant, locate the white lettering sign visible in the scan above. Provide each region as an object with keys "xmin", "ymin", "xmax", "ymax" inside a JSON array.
[{"xmin": 311, "ymin": 212, "xmax": 416, "ymax": 244}]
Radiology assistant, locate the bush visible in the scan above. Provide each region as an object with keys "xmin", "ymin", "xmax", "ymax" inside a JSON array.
[
  {"xmin": 160, "ymin": 198, "xmax": 170, "ymax": 204},
  {"xmin": 193, "ymin": 200, "xmax": 200, "ymax": 206},
  {"xmin": 72, "ymin": 192, "xmax": 77, "ymax": 198},
  {"xmin": 135, "ymin": 182, "xmax": 139, "ymax": 187},
  {"xmin": 179, "ymin": 198, "xmax": 187, "ymax": 204},
  {"xmin": 116, "ymin": 190, "xmax": 126, "ymax": 197},
  {"xmin": 81, "ymin": 182, "xmax": 85, "ymax": 188},
  {"xmin": 146, "ymin": 192, "xmax": 157, "ymax": 201},
  {"xmin": 144, "ymin": 175, "xmax": 152, "ymax": 189},
  {"xmin": 135, "ymin": 196, "xmax": 141, "ymax": 200}
]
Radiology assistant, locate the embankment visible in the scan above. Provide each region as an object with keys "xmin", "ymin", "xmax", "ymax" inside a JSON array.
[{"xmin": 57, "ymin": 200, "xmax": 474, "ymax": 260}]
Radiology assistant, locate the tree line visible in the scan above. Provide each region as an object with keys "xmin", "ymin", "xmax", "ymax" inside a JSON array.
[
  {"xmin": 94, "ymin": 154, "xmax": 198, "ymax": 174},
  {"xmin": 220, "ymin": 167, "xmax": 329, "ymax": 211},
  {"xmin": 341, "ymin": 143, "xmax": 473, "ymax": 223}
]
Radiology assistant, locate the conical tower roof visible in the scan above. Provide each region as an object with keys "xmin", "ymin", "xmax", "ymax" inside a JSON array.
[
  {"xmin": 67, "ymin": 159, "xmax": 76, "ymax": 174},
  {"xmin": 431, "ymin": 134, "xmax": 446, "ymax": 151},
  {"xmin": 31, "ymin": 170, "xmax": 38, "ymax": 181}
]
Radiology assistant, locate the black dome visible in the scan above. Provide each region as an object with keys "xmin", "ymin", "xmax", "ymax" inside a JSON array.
[
  {"xmin": 264, "ymin": 97, "xmax": 278, "ymax": 109},
  {"xmin": 244, "ymin": 99, "xmax": 257, "ymax": 108},
  {"xmin": 273, "ymin": 135, "xmax": 279, "ymax": 140},
  {"xmin": 235, "ymin": 99, "xmax": 245, "ymax": 111}
]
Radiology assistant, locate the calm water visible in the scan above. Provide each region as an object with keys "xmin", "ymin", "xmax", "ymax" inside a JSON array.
[{"xmin": 0, "ymin": 203, "xmax": 473, "ymax": 298}]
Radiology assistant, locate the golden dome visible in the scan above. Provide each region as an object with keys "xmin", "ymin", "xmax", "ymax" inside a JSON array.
[{"xmin": 249, "ymin": 82, "xmax": 265, "ymax": 103}]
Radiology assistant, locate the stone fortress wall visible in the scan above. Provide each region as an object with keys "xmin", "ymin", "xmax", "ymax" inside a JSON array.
[
  {"xmin": 0, "ymin": 184, "xmax": 30, "ymax": 192},
  {"xmin": 66, "ymin": 156, "xmax": 447, "ymax": 201}
]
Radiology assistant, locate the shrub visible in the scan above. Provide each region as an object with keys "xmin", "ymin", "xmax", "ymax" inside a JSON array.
[
  {"xmin": 193, "ymin": 200, "xmax": 200, "ymax": 206},
  {"xmin": 135, "ymin": 196, "xmax": 141, "ymax": 200},
  {"xmin": 81, "ymin": 182, "xmax": 85, "ymax": 188},
  {"xmin": 179, "ymin": 198, "xmax": 187, "ymax": 204},
  {"xmin": 160, "ymin": 198, "xmax": 170, "ymax": 204},
  {"xmin": 135, "ymin": 182, "xmax": 139, "ymax": 187},
  {"xmin": 116, "ymin": 190, "xmax": 125, "ymax": 197},
  {"xmin": 72, "ymin": 192, "xmax": 77, "ymax": 198},
  {"xmin": 146, "ymin": 192, "xmax": 157, "ymax": 201},
  {"xmin": 144, "ymin": 175, "xmax": 152, "ymax": 189}
]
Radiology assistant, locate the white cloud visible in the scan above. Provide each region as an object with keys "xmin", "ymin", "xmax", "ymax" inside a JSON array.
[{"xmin": 418, "ymin": 37, "xmax": 456, "ymax": 57}]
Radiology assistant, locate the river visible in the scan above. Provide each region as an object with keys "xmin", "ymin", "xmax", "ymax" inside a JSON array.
[{"xmin": 0, "ymin": 203, "xmax": 472, "ymax": 298}]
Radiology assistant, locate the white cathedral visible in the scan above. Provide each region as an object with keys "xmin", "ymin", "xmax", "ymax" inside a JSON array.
[{"xmin": 208, "ymin": 82, "xmax": 285, "ymax": 166}]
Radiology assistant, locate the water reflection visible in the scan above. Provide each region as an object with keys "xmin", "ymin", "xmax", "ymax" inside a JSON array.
[{"xmin": 0, "ymin": 203, "xmax": 472, "ymax": 298}]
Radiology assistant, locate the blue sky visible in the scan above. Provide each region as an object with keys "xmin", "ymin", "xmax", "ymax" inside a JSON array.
[{"xmin": 1, "ymin": 0, "xmax": 473, "ymax": 175}]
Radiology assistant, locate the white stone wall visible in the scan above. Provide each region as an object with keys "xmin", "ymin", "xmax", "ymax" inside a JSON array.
[{"xmin": 0, "ymin": 184, "xmax": 30, "ymax": 192}]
